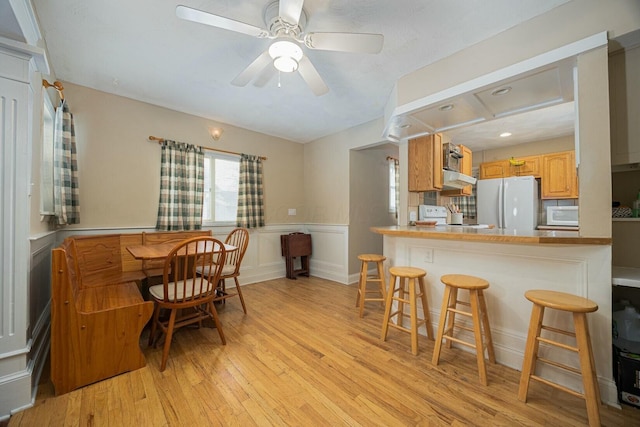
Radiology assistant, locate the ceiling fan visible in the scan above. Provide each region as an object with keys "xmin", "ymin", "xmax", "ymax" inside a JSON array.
[{"xmin": 176, "ymin": 0, "xmax": 384, "ymax": 96}]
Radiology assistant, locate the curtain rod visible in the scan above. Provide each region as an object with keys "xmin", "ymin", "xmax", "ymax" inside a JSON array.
[
  {"xmin": 148, "ymin": 136, "xmax": 267, "ymax": 160},
  {"xmin": 42, "ymin": 79, "xmax": 65, "ymax": 100}
]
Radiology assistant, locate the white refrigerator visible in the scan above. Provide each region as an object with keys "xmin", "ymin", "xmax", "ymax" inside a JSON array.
[{"xmin": 476, "ymin": 175, "xmax": 539, "ymax": 230}]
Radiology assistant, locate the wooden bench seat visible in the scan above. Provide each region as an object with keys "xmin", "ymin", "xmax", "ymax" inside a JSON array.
[
  {"xmin": 51, "ymin": 240, "xmax": 153, "ymax": 395},
  {"xmin": 51, "ymin": 230, "xmax": 215, "ymax": 394}
]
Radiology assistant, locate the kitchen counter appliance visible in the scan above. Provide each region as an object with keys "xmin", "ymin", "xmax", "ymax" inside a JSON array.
[
  {"xmin": 547, "ymin": 206, "xmax": 578, "ymax": 226},
  {"xmin": 418, "ymin": 205, "xmax": 448, "ymax": 225},
  {"xmin": 477, "ymin": 175, "xmax": 538, "ymax": 231},
  {"xmin": 443, "ymin": 142, "xmax": 463, "ymax": 172}
]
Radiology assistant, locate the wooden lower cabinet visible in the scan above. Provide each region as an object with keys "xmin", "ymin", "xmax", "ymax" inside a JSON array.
[
  {"xmin": 408, "ymin": 134, "xmax": 443, "ymax": 192},
  {"xmin": 541, "ymin": 151, "xmax": 578, "ymax": 199}
]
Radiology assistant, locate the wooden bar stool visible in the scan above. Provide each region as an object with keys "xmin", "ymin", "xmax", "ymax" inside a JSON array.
[
  {"xmin": 432, "ymin": 274, "xmax": 495, "ymax": 385},
  {"xmin": 518, "ymin": 290, "xmax": 600, "ymax": 427},
  {"xmin": 380, "ymin": 266, "xmax": 433, "ymax": 355},
  {"xmin": 356, "ymin": 254, "xmax": 387, "ymax": 318}
]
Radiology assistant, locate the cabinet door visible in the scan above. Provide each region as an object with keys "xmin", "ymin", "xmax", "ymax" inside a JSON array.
[
  {"xmin": 441, "ymin": 144, "xmax": 472, "ymax": 196},
  {"xmin": 542, "ymin": 151, "xmax": 578, "ymax": 199},
  {"xmin": 408, "ymin": 134, "xmax": 442, "ymax": 192},
  {"xmin": 479, "ymin": 160, "xmax": 508, "ymax": 179},
  {"xmin": 510, "ymin": 155, "xmax": 541, "ymax": 177}
]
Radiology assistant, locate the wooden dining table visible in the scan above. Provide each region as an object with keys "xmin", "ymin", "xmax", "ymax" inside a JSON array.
[{"xmin": 127, "ymin": 241, "xmax": 236, "ymax": 260}]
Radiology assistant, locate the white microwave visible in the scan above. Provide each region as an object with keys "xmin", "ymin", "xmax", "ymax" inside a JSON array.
[{"xmin": 547, "ymin": 206, "xmax": 579, "ymax": 226}]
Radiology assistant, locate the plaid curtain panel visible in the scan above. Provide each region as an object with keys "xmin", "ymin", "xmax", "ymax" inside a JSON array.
[
  {"xmin": 53, "ymin": 100, "xmax": 80, "ymax": 225},
  {"xmin": 451, "ymin": 193, "xmax": 477, "ymax": 219},
  {"xmin": 237, "ymin": 154, "xmax": 265, "ymax": 229},
  {"xmin": 155, "ymin": 140, "xmax": 204, "ymax": 231}
]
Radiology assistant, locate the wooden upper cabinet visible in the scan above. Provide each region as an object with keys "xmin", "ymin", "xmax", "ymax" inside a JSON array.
[
  {"xmin": 480, "ymin": 156, "xmax": 541, "ymax": 179},
  {"xmin": 479, "ymin": 160, "xmax": 509, "ymax": 179},
  {"xmin": 408, "ymin": 133, "xmax": 443, "ymax": 192},
  {"xmin": 541, "ymin": 151, "xmax": 578, "ymax": 199},
  {"xmin": 441, "ymin": 144, "xmax": 473, "ymax": 196},
  {"xmin": 510, "ymin": 155, "xmax": 541, "ymax": 178}
]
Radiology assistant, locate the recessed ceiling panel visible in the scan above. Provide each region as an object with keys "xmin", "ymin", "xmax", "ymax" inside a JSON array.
[
  {"xmin": 411, "ymin": 97, "xmax": 485, "ymax": 131},
  {"xmin": 475, "ymin": 68, "xmax": 564, "ymax": 117}
]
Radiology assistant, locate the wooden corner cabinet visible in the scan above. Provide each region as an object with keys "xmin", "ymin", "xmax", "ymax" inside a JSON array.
[
  {"xmin": 441, "ymin": 144, "xmax": 473, "ymax": 196},
  {"xmin": 408, "ymin": 134, "xmax": 443, "ymax": 192},
  {"xmin": 541, "ymin": 150, "xmax": 578, "ymax": 199}
]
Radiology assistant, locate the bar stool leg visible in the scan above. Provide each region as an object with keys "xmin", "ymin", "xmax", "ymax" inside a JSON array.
[
  {"xmin": 478, "ymin": 290, "xmax": 496, "ymax": 363},
  {"xmin": 397, "ymin": 277, "xmax": 407, "ymax": 329},
  {"xmin": 574, "ymin": 312, "xmax": 601, "ymax": 427},
  {"xmin": 518, "ymin": 304, "xmax": 545, "ymax": 401},
  {"xmin": 417, "ymin": 276, "xmax": 433, "ymax": 340},
  {"xmin": 356, "ymin": 261, "xmax": 368, "ymax": 307},
  {"xmin": 357, "ymin": 261, "xmax": 369, "ymax": 318},
  {"xmin": 432, "ymin": 285, "xmax": 452, "ymax": 365},
  {"xmin": 377, "ymin": 260, "xmax": 387, "ymax": 303},
  {"xmin": 409, "ymin": 278, "xmax": 419, "ymax": 355},
  {"xmin": 444, "ymin": 287, "xmax": 458, "ymax": 349},
  {"xmin": 380, "ymin": 272, "xmax": 396, "ymax": 341},
  {"xmin": 470, "ymin": 289, "xmax": 488, "ymax": 385}
]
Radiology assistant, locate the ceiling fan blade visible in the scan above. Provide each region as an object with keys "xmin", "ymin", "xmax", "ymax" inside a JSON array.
[
  {"xmin": 304, "ymin": 32, "xmax": 384, "ymax": 54},
  {"xmin": 176, "ymin": 5, "xmax": 268, "ymax": 38},
  {"xmin": 231, "ymin": 51, "xmax": 272, "ymax": 87},
  {"xmin": 279, "ymin": 0, "xmax": 304, "ymax": 26},
  {"xmin": 253, "ymin": 66, "xmax": 276, "ymax": 87},
  {"xmin": 297, "ymin": 56, "xmax": 329, "ymax": 96}
]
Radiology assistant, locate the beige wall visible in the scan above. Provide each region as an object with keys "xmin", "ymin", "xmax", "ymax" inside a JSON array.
[
  {"xmin": 54, "ymin": 82, "xmax": 305, "ymax": 228},
  {"xmin": 349, "ymin": 145, "xmax": 399, "ymax": 274},
  {"xmin": 303, "ymin": 117, "xmax": 386, "ymax": 224}
]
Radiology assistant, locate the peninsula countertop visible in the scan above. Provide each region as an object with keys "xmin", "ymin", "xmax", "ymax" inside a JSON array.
[{"xmin": 371, "ymin": 225, "xmax": 611, "ymax": 245}]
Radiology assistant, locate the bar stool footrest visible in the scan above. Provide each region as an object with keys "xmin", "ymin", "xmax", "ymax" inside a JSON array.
[{"xmin": 530, "ymin": 375, "xmax": 584, "ymax": 399}]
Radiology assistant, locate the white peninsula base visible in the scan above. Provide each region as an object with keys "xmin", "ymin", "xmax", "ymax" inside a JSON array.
[{"xmin": 379, "ymin": 234, "xmax": 615, "ymax": 407}]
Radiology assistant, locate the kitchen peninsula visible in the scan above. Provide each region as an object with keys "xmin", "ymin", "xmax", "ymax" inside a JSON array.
[{"xmin": 371, "ymin": 225, "xmax": 616, "ymax": 406}]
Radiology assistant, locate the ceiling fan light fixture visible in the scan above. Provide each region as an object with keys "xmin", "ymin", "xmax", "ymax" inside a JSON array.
[{"xmin": 269, "ymin": 40, "xmax": 303, "ymax": 73}]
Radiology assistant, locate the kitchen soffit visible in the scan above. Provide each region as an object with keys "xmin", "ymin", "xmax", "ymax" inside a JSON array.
[
  {"xmin": 384, "ymin": 32, "xmax": 608, "ymax": 146},
  {"xmin": 393, "ymin": 59, "xmax": 574, "ymax": 141}
]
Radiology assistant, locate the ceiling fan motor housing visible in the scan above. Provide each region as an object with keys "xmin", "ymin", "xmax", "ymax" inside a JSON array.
[{"xmin": 264, "ymin": 1, "xmax": 307, "ymax": 40}]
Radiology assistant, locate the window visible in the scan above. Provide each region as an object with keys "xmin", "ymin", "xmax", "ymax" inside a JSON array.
[
  {"xmin": 202, "ymin": 152, "xmax": 240, "ymax": 224},
  {"xmin": 388, "ymin": 157, "xmax": 399, "ymax": 214},
  {"xmin": 40, "ymin": 91, "xmax": 55, "ymax": 215}
]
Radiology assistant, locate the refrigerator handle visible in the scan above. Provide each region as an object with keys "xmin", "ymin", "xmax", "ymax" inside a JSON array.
[
  {"xmin": 498, "ymin": 180, "xmax": 503, "ymax": 229},
  {"xmin": 503, "ymin": 180, "xmax": 508, "ymax": 229}
]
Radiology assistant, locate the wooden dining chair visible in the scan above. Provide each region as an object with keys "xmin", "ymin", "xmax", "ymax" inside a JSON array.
[
  {"xmin": 196, "ymin": 228, "xmax": 249, "ymax": 313},
  {"xmin": 147, "ymin": 236, "xmax": 227, "ymax": 371}
]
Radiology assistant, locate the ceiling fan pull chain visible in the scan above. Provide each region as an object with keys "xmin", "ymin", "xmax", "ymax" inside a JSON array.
[{"xmin": 278, "ymin": 71, "xmax": 282, "ymax": 88}]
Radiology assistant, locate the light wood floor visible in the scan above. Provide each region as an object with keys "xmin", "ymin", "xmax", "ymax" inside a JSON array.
[{"xmin": 8, "ymin": 276, "xmax": 640, "ymax": 426}]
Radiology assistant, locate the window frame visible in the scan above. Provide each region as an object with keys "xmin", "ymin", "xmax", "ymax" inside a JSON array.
[
  {"xmin": 40, "ymin": 89, "xmax": 55, "ymax": 216},
  {"xmin": 201, "ymin": 151, "xmax": 240, "ymax": 226}
]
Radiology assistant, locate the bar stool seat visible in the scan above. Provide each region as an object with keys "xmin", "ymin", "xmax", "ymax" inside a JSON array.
[
  {"xmin": 432, "ymin": 274, "xmax": 495, "ymax": 385},
  {"xmin": 356, "ymin": 254, "xmax": 387, "ymax": 318},
  {"xmin": 380, "ymin": 266, "xmax": 433, "ymax": 355},
  {"xmin": 518, "ymin": 290, "xmax": 600, "ymax": 427}
]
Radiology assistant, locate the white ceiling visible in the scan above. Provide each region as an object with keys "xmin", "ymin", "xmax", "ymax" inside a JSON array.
[{"xmin": 28, "ymin": 0, "xmax": 570, "ymax": 143}]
